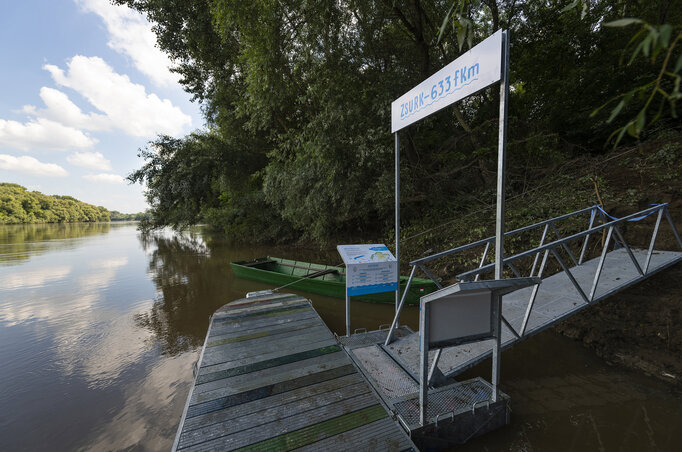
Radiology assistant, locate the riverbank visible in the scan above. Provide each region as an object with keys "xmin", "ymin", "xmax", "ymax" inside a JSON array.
[{"xmin": 395, "ymin": 137, "xmax": 682, "ymax": 388}]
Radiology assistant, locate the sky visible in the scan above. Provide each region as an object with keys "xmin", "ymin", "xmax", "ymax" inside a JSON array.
[{"xmin": 0, "ymin": 0, "xmax": 203, "ymax": 213}]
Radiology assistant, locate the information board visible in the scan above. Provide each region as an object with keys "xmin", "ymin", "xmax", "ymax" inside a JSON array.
[
  {"xmin": 337, "ymin": 244, "xmax": 398, "ymax": 296},
  {"xmin": 391, "ymin": 29, "xmax": 502, "ymax": 133}
]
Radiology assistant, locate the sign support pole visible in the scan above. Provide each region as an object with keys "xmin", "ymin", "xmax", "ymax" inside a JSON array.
[
  {"xmin": 346, "ymin": 294, "xmax": 351, "ymax": 337},
  {"xmin": 492, "ymin": 30, "xmax": 510, "ymax": 403},
  {"xmin": 419, "ymin": 300, "xmax": 429, "ymax": 425},
  {"xmin": 395, "ymin": 132, "xmax": 401, "ymax": 326}
]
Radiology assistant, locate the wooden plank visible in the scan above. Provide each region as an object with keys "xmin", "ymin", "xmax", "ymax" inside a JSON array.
[
  {"xmin": 212, "ymin": 296, "xmax": 306, "ymax": 317},
  {"xmin": 178, "ymin": 383, "xmax": 372, "ymax": 449},
  {"xmin": 200, "ymin": 327, "xmax": 331, "ymax": 366},
  {"xmin": 206, "ymin": 320, "xmax": 322, "ymax": 348},
  {"xmin": 198, "ymin": 338, "xmax": 337, "ymax": 375},
  {"xmin": 174, "ymin": 293, "xmax": 415, "ymax": 452},
  {"xmin": 197, "ymin": 345, "xmax": 341, "ymax": 385},
  {"xmin": 293, "ymin": 418, "xmax": 415, "ymax": 452},
  {"xmin": 212, "ymin": 304, "xmax": 312, "ymax": 324},
  {"xmin": 209, "ymin": 313, "xmax": 318, "ymax": 337},
  {"xmin": 181, "ymin": 399, "xmax": 383, "ymax": 451},
  {"xmin": 192, "ymin": 352, "xmax": 349, "ymax": 400},
  {"xmin": 183, "ymin": 373, "xmax": 366, "ymax": 432},
  {"xmin": 185, "ymin": 364, "xmax": 357, "ymax": 419}
]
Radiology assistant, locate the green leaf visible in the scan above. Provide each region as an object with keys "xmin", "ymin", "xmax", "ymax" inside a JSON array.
[
  {"xmin": 674, "ymin": 54, "xmax": 682, "ymax": 74},
  {"xmin": 607, "ymin": 99, "xmax": 626, "ymax": 123},
  {"xmin": 604, "ymin": 18, "xmax": 642, "ymax": 28},
  {"xmin": 628, "ymin": 40, "xmax": 644, "ymax": 64},
  {"xmin": 635, "ymin": 109, "xmax": 646, "ymax": 133},
  {"xmin": 457, "ymin": 23, "xmax": 466, "ymax": 51},
  {"xmin": 641, "ymin": 33, "xmax": 652, "ymax": 58},
  {"xmin": 437, "ymin": 3, "xmax": 456, "ymax": 44},
  {"xmin": 659, "ymin": 24, "xmax": 672, "ymax": 48},
  {"xmin": 561, "ymin": 0, "xmax": 579, "ymax": 13},
  {"xmin": 627, "ymin": 121, "xmax": 638, "ymax": 137}
]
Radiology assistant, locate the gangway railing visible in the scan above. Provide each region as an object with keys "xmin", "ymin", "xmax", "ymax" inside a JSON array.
[{"xmin": 385, "ymin": 203, "xmax": 682, "ymax": 347}]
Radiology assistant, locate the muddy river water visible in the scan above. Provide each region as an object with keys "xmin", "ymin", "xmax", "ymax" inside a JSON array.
[{"xmin": 0, "ymin": 223, "xmax": 680, "ymax": 451}]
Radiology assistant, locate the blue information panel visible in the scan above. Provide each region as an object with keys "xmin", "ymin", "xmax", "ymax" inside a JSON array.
[{"xmin": 337, "ymin": 244, "xmax": 398, "ymax": 296}]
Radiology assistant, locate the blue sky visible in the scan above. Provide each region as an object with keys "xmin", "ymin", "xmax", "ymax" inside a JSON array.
[{"xmin": 0, "ymin": 0, "xmax": 203, "ymax": 213}]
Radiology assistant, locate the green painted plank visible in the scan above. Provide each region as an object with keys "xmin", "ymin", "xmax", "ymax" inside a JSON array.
[
  {"xmin": 185, "ymin": 364, "xmax": 356, "ymax": 419},
  {"xmin": 212, "ymin": 305, "xmax": 312, "ymax": 324},
  {"xmin": 294, "ymin": 418, "xmax": 414, "ymax": 452},
  {"xmin": 209, "ymin": 313, "xmax": 318, "ymax": 337},
  {"xmin": 183, "ymin": 373, "xmax": 365, "ymax": 432},
  {"xmin": 198, "ymin": 338, "xmax": 336, "ymax": 374},
  {"xmin": 213, "ymin": 297, "xmax": 306, "ymax": 317},
  {"xmin": 197, "ymin": 345, "xmax": 341, "ymax": 385},
  {"xmin": 207, "ymin": 321, "xmax": 321, "ymax": 348},
  {"xmin": 193, "ymin": 352, "xmax": 348, "ymax": 399},
  {"xmin": 200, "ymin": 327, "xmax": 330, "ymax": 366},
  {"xmin": 233, "ymin": 404, "xmax": 388, "ymax": 452},
  {"xmin": 178, "ymin": 382, "xmax": 372, "ymax": 449}
]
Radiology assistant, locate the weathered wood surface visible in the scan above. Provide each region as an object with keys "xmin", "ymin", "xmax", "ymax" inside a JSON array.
[{"xmin": 173, "ymin": 292, "xmax": 416, "ymax": 451}]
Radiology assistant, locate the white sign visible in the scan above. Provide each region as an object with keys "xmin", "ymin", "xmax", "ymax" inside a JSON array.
[
  {"xmin": 391, "ymin": 30, "xmax": 502, "ymax": 133},
  {"xmin": 426, "ymin": 289, "xmax": 493, "ymax": 348},
  {"xmin": 337, "ymin": 244, "xmax": 398, "ymax": 296}
]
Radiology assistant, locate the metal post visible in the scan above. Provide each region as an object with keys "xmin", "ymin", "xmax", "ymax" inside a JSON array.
[
  {"xmin": 346, "ymin": 294, "xmax": 351, "ymax": 337},
  {"xmin": 395, "ymin": 132, "xmax": 401, "ymax": 327},
  {"xmin": 419, "ymin": 299, "xmax": 429, "ymax": 425},
  {"xmin": 384, "ymin": 265, "xmax": 416, "ymax": 346},
  {"xmin": 492, "ymin": 30, "xmax": 509, "ymax": 403},
  {"xmin": 492, "ymin": 31, "xmax": 509, "ymax": 402}
]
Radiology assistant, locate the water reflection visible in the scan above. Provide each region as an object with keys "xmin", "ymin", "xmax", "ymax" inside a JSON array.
[
  {"xmin": 0, "ymin": 222, "xmax": 113, "ymax": 266},
  {"xmin": 134, "ymin": 231, "xmax": 230, "ymax": 355}
]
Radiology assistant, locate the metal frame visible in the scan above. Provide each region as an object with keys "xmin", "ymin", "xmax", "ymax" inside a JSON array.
[
  {"xmin": 386, "ymin": 203, "xmax": 682, "ymax": 350},
  {"xmin": 415, "ymin": 30, "xmax": 510, "ymax": 425}
]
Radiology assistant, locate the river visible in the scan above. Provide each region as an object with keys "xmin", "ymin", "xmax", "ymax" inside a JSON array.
[{"xmin": 0, "ymin": 223, "xmax": 679, "ymax": 451}]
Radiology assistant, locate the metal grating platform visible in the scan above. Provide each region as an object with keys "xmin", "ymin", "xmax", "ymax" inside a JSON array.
[
  {"xmin": 352, "ymin": 345, "xmax": 419, "ymax": 400},
  {"xmin": 392, "ymin": 378, "xmax": 498, "ymax": 428},
  {"xmin": 338, "ymin": 326, "xmax": 412, "ymax": 349}
]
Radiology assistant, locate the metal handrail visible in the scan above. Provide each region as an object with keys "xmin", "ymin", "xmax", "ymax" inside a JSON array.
[
  {"xmin": 409, "ymin": 206, "xmax": 596, "ymax": 266},
  {"xmin": 384, "ymin": 203, "xmax": 681, "ymax": 347},
  {"xmin": 456, "ymin": 204, "xmax": 664, "ymax": 280}
]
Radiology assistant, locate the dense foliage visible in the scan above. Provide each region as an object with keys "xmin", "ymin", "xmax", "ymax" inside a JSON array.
[
  {"xmin": 0, "ymin": 183, "xmax": 110, "ymax": 224},
  {"xmin": 119, "ymin": 0, "xmax": 681, "ymax": 243},
  {"xmin": 110, "ymin": 210, "xmax": 150, "ymax": 221}
]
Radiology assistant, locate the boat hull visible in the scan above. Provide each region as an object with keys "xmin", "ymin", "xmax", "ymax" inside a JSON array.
[{"xmin": 230, "ymin": 256, "xmax": 437, "ymax": 305}]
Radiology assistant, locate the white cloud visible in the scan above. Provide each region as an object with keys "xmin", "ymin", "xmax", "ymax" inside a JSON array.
[
  {"xmin": 45, "ymin": 56, "xmax": 191, "ymax": 137},
  {"xmin": 0, "ymin": 154, "xmax": 68, "ymax": 177},
  {"xmin": 28, "ymin": 87, "xmax": 110, "ymax": 131},
  {"xmin": 0, "ymin": 117, "xmax": 97, "ymax": 151},
  {"xmin": 75, "ymin": 0, "xmax": 180, "ymax": 87},
  {"xmin": 84, "ymin": 173, "xmax": 126, "ymax": 184},
  {"xmin": 0, "ymin": 266, "xmax": 72, "ymax": 290},
  {"xmin": 67, "ymin": 151, "xmax": 112, "ymax": 171}
]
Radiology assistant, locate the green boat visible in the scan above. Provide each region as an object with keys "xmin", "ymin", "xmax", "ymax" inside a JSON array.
[{"xmin": 230, "ymin": 256, "xmax": 439, "ymax": 305}]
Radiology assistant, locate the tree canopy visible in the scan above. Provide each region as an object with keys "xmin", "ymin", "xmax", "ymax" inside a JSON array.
[
  {"xmin": 119, "ymin": 0, "xmax": 681, "ymax": 243},
  {"xmin": 0, "ymin": 183, "xmax": 110, "ymax": 224}
]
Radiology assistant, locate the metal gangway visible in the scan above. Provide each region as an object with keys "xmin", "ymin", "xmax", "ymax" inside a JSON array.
[{"xmin": 383, "ymin": 203, "xmax": 682, "ymax": 383}]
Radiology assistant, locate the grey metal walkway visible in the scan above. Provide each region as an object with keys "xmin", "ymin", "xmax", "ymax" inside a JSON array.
[
  {"xmin": 172, "ymin": 292, "xmax": 416, "ymax": 452},
  {"xmin": 383, "ymin": 204, "xmax": 682, "ymax": 381},
  {"xmin": 387, "ymin": 248, "xmax": 682, "ymax": 379}
]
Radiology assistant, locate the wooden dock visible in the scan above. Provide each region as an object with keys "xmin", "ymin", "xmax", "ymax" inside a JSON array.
[{"xmin": 172, "ymin": 292, "xmax": 416, "ymax": 451}]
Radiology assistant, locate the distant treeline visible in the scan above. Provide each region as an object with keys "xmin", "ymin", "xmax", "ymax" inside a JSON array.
[
  {"xmin": 110, "ymin": 210, "xmax": 150, "ymax": 221},
  {"xmin": 0, "ymin": 183, "xmax": 146, "ymax": 224}
]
